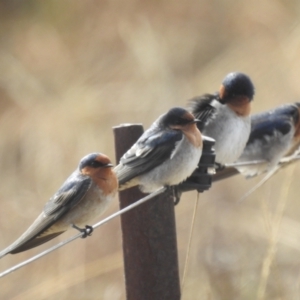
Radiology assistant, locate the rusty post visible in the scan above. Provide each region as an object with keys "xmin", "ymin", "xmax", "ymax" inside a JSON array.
[{"xmin": 113, "ymin": 124, "xmax": 181, "ymax": 300}]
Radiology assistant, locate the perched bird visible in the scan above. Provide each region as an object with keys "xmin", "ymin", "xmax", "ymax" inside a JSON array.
[
  {"xmin": 235, "ymin": 102, "xmax": 300, "ymax": 177},
  {"xmin": 0, "ymin": 153, "xmax": 117, "ymax": 257},
  {"xmin": 114, "ymin": 107, "xmax": 203, "ymax": 193},
  {"xmin": 213, "ymin": 102, "xmax": 300, "ymax": 181},
  {"xmin": 189, "ymin": 72, "xmax": 255, "ymax": 165}
]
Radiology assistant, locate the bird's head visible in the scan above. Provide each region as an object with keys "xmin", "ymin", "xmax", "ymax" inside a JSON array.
[
  {"xmin": 79, "ymin": 153, "xmax": 114, "ymax": 176},
  {"xmin": 160, "ymin": 107, "xmax": 200, "ymax": 130},
  {"xmin": 218, "ymin": 72, "xmax": 255, "ymax": 104}
]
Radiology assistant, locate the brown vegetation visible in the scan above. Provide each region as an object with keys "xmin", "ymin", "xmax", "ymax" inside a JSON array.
[{"xmin": 1, "ymin": 0, "xmax": 300, "ymax": 299}]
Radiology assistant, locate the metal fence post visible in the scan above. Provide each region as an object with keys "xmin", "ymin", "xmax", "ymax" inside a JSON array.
[{"xmin": 113, "ymin": 124, "xmax": 181, "ymax": 300}]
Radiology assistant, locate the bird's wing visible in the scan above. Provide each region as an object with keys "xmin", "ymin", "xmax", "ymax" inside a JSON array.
[
  {"xmin": 43, "ymin": 173, "xmax": 92, "ymax": 217},
  {"xmin": 188, "ymin": 94, "xmax": 219, "ymax": 131},
  {"xmin": 248, "ymin": 104, "xmax": 299, "ymax": 145},
  {"xmin": 248, "ymin": 115, "xmax": 292, "ymax": 145},
  {"xmin": 115, "ymin": 129, "xmax": 183, "ymax": 185},
  {"xmin": 0, "ymin": 174, "xmax": 92, "ymax": 256}
]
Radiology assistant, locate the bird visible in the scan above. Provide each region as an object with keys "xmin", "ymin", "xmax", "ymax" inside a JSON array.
[
  {"xmin": 188, "ymin": 72, "xmax": 255, "ymax": 166},
  {"xmin": 234, "ymin": 102, "xmax": 300, "ymax": 177},
  {"xmin": 0, "ymin": 153, "xmax": 118, "ymax": 257},
  {"xmin": 114, "ymin": 107, "xmax": 203, "ymax": 193},
  {"xmin": 213, "ymin": 102, "xmax": 300, "ymax": 181}
]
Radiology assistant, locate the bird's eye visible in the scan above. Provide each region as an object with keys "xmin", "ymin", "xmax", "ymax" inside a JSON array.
[
  {"xmin": 90, "ymin": 161, "xmax": 103, "ymax": 168},
  {"xmin": 177, "ymin": 117, "xmax": 192, "ymax": 125}
]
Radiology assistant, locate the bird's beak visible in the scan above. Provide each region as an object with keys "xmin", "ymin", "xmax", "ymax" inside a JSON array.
[
  {"xmin": 193, "ymin": 119, "xmax": 201, "ymax": 124},
  {"xmin": 104, "ymin": 163, "xmax": 114, "ymax": 168}
]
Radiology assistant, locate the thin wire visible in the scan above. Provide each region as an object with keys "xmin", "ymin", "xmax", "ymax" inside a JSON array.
[
  {"xmin": 2, "ymin": 153, "xmax": 300, "ymax": 279},
  {"xmin": 181, "ymin": 192, "xmax": 200, "ymax": 292},
  {"xmin": 280, "ymin": 154, "xmax": 300, "ymax": 165},
  {"xmin": 0, "ymin": 187, "xmax": 166, "ymax": 279},
  {"xmin": 225, "ymin": 154, "xmax": 300, "ymax": 169},
  {"xmin": 225, "ymin": 160, "xmax": 267, "ymax": 168}
]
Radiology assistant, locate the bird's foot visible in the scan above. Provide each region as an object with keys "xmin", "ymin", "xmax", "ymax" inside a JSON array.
[
  {"xmin": 72, "ymin": 224, "xmax": 94, "ymax": 238},
  {"xmin": 215, "ymin": 162, "xmax": 225, "ymax": 171},
  {"xmin": 169, "ymin": 186, "xmax": 181, "ymax": 205}
]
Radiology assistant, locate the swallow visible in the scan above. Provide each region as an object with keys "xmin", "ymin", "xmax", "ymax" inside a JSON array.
[
  {"xmin": 188, "ymin": 72, "xmax": 255, "ymax": 165},
  {"xmin": 235, "ymin": 102, "xmax": 300, "ymax": 177},
  {"xmin": 0, "ymin": 153, "xmax": 117, "ymax": 257},
  {"xmin": 114, "ymin": 107, "xmax": 203, "ymax": 193},
  {"xmin": 212, "ymin": 102, "xmax": 300, "ymax": 181}
]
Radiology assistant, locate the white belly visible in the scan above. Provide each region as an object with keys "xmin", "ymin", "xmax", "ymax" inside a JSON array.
[
  {"xmin": 203, "ymin": 106, "xmax": 251, "ymax": 164},
  {"xmin": 138, "ymin": 136, "xmax": 202, "ymax": 193}
]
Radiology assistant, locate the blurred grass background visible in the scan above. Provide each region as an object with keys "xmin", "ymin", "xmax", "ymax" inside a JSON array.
[{"xmin": 1, "ymin": 0, "xmax": 300, "ymax": 299}]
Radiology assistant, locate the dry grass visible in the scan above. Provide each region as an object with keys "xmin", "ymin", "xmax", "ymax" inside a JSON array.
[{"xmin": 1, "ymin": 0, "xmax": 300, "ymax": 299}]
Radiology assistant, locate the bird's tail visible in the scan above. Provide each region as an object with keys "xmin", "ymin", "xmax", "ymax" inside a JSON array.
[{"xmin": 0, "ymin": 231, "xmax": 65, "ymax": 258}]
